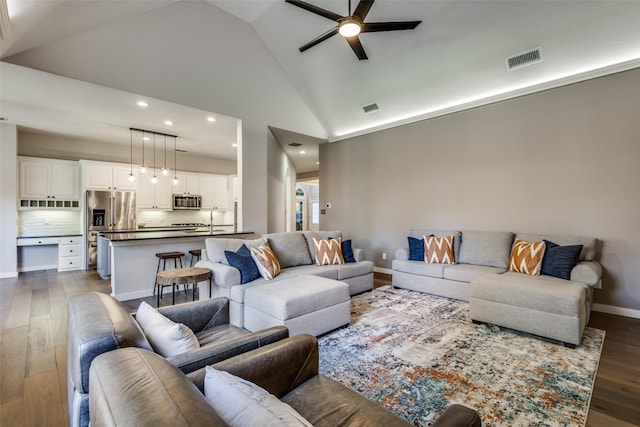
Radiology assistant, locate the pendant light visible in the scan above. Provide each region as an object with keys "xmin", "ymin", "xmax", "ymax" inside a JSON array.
[
  {"xmin": 127, "ymin": 129, "xmax": 136, "ymax": 182},
  {"xmin": 140, "ymin": 131, "xmax": 147, "ymax": 174},
  {"xmin": 151, "ymin": 134, "xmax": 158, "ymax": 184},
  {"xmin": 172, "ymin": 136, "xmax": 179, "ymax": 185},
  {"xmin": 161, "ymin": 135, "xmax": 169, "ymax": 176}
]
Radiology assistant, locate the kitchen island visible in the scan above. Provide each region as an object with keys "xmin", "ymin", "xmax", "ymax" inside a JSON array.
[{"xmin": 100, "ymin": 229, "xmax": 254, "ymax": 301}]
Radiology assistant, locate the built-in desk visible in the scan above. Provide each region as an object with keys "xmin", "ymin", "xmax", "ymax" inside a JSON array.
[{"xmin": 17, "ymin": 235, "xmax": 83, "ymax": 272}]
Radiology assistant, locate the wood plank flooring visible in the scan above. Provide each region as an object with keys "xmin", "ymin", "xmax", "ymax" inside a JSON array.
[{"xmin": 0, "ymin": 270, "xmax": 638, "ymax": 426}]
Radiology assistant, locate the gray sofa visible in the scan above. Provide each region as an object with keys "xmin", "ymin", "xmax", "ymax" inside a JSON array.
[
  {"xmin": 89, "ymin": 335, "xmax": 482, "ymax": 427},
  {"xmin": 196, "ymin": 231, "xmax": 374, "ymax": 328},
  {"xmin": 392, "ymin": 229, "xmax": 602, "ymax": 347},
  {"xmin": 67, "ymin": 292, "xmax": 288, "ymax": 427}
]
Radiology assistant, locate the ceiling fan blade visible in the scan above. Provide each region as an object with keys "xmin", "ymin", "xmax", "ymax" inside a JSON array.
[
  {"xmin": 345, "ymin": 36, "xmax": 368, "ymax": 60},
  {"xmin": 353, "ymin": 0, "xmax": 375, "ymax": 21},
  {"xmin": 361, "ymin": 21, "xmax": 422, "ymax": 33},
  {"xmin": 285, "ymin": 0, "xmax": 343, "ymax": 22},
  {"xmin": 299, "ymin": 27, "xmax": 339, "ymax": 52}
]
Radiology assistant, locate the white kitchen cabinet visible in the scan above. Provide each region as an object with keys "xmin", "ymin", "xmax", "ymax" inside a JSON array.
[
  {"xmin": 19, "ymin": 158, "xmax": 80, "ymax": 208},
  {"xmin": 58, "ymin": 236, "xmax": 82, "ymax": 271},
  {"xmin": 200, "ymin": 174, "xmax": 229, "ymax": 210},
  {"xmin": 84, "ymin": 162, "xmax": 137, "ymax": 191},
  {"xmin": 173, "ymin": 172, "xmax": 200, "ymax": 195},
  {"xmin": 137, "ymin": 175, "xmax": 172, "ymax": 209}
]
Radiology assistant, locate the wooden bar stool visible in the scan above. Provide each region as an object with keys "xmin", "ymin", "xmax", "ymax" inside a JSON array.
[
  {"xmin": 155, "ymin": 267, "xmax": 212, "ymax": 307},
  {"xmin": 153, "ymin": 252, "xmax": 185, "ymax": 295},
  {"xmin": 189, "ymin": 249, "xmax": 202, "ymax": 267}
]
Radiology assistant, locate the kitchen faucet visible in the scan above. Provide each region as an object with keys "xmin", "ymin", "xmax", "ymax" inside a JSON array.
[{"xmin": 209, "ymin": 208, "xmax": 213, "ymax": 233}]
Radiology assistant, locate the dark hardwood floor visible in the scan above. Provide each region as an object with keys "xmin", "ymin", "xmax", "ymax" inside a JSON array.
[{"xmin": 1, "ymin": 270, "xmax": 638, "ymax": 426}]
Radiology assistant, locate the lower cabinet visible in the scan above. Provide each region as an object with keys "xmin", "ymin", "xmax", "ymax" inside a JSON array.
[{"xmin": 58, "ymin": 236, "xmax": 82, "ymax": 271}]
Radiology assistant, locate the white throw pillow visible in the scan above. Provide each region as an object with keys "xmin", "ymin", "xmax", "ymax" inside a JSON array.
[
  {"xmin": 204, "ymin": 366, "xmax": 312, "ymax": 427},
  {"xmin": 135, "ymin": 301, "xmax": 200, "ymax": 357}
]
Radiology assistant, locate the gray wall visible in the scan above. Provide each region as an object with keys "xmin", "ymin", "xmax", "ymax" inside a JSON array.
[
  {"xmin": 267, "ymin": 129, "xmax": 296, "ymax": 233},
  {"xmin": 321, "ymin": 67, "xmax": 640, "ymax": 312}
]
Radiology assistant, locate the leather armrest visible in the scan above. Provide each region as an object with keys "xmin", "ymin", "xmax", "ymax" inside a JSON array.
[
  {"xmin": 188, "ymin": 334, "xmax": 318, "ymax": 398},
  {"xmin": 432, "ymin": 403, "xmax": 482, "ymax": 427},
  {"xmin": 157, "ymin": 297, "xmax": 229, "ymax": 332}
]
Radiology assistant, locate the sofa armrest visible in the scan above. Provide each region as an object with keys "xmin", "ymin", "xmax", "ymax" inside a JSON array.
[
  {"xmin": 432, "ymin": 404, "xmax": 481, "ymax": 427},
  {"xmin": 188, "ymin": 334, "xmax": 318, "ymax": 398},
  {"xmin": 157, "ymin": 297, "xmax": 230, "ymax": 332},
  {"xmin": 195, "ymin": 260, "xmax": 241, "ymax": 288},
  {"xmin": 170, "ymin": 326, "xmax": 289, "ymax": 374},
  {"xmin": 201, "ymin": 248, "xmax": 209, "ymax": 261},
  {"xmin": 571, "ymin": 261, "xmax": 602, "ymax": 288},
  {"xmin": 353, "ymin": 248, "xmax": 365, "ymax": 262},
  {"xmin": 395, "ymin": 247, "xmax": 409, "ymax": 261}
]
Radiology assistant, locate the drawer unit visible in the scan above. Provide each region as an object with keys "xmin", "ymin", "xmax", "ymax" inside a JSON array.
[
  {"xmin": 58, "ymin": 235, "xmax": 83, "ymax": 272},
  {"xmin": 17, "ymin": 237, "xmax": 60, "ymax": 246}
]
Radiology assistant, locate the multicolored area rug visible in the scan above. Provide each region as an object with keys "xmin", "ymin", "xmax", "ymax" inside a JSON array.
[{"xmin": 318, "ymin": 286, "xmax": 604, "ymax": 427}]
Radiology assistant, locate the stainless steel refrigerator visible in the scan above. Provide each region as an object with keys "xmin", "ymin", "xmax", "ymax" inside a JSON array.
[{"xmin": 86, "ymin": 190, "xmax": 137, "ymax": 270}]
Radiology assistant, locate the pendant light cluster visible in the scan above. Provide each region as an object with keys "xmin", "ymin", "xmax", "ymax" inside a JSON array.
[{"xmin": 128, "ymin": 127, "xmax": 179, "ymax": 185}]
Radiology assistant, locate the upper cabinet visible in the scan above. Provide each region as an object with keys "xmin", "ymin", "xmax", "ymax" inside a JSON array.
[
  {"xmin": 137, "ymin": 174, "xmax": 172, "ymax": 210},
  {"xmin": 173, "ymin": 172, "xmax": 200, "ymax": 195},
  {"xmin": 200, "ymin": 174, "xmax": 229, "ymax": 210},
  {"xmin": 83, "ymin": 161, "xmax": 137, "ymax": 191},
  {"xmin": 19, "ymin": 157, "xmax": 80, "ymax": 209}
]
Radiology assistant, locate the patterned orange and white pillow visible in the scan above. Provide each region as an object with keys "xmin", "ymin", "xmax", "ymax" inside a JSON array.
[
  {"xmin": 313, "ymin": 237, "xmax": 344, "ymax": 266},
  {"xmin": 423, "ymin": 235, "xmax": 455, "ymax": 264},
  {"xmin": 509, "ymin": 239, "xmax": 546, "ymax": 276},
  {"xmin": 250, "ymin": 243, "xmax": 281, "ymax": 280}
]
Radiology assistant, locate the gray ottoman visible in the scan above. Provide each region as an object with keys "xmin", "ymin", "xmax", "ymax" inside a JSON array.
[{"xmin": 244, "ymin": 275, "xmax": 351, "ymax": 336}]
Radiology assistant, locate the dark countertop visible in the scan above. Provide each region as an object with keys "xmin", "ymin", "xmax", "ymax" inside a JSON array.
[
  {"xmin": 99, "ymin": 229, "xmax": 252, "ymax": 242},
  {"xmin": 17, "ymin": 234, "xmax": 82, "ymax": 239}
]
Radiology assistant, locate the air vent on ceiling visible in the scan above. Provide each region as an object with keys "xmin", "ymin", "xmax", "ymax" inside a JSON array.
[
  {"xmin": 175, "ymin": 148, "xmax": 188, "ymax": 153},
  {"xmin": 362, "ymin": 103, "xmax": 380, "ymax": 114},
  {"xmin": 288, "ymin": 142, "xmax": 302, "ymax": 147},
  {"xmin": 506, "ymin": 47, "xmax": 543, "ymax": 71}
]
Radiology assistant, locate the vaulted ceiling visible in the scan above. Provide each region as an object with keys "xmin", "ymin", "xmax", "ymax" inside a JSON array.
[{"xmin": 2, "ymin": 0, "xmax": 640, "ymax": 172}]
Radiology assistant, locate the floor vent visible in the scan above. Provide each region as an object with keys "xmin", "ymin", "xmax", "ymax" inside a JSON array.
[
  {"xmin": 288, "ymin": 142, "xmax": 302, "ymax": 147},
  {"xmin": 362, "ymin": 103, "xmax": 380, "ymax": 114},
  {"xmin": 506, "ymin": 48, "xmax": 543, "ymax": 71}
]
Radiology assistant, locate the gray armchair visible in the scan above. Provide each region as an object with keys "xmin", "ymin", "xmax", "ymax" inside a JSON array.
[{"xmin": 67, "ymin": 291, "xmax": 288, "ymax": 427}]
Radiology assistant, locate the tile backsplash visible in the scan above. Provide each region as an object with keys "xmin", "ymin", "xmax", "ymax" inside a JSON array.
[
  {"xmin": 137, "ymin": 209, "xmax": 234, "ymax": 227},
  {"xmin": 18, "ymin": 210, "xmax": 82, "ymax": 237}
]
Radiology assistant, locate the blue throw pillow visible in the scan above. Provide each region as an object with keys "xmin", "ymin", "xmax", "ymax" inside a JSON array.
[
  {"xmin": 342, "ymin": 239, "xmax": 356, "ymax": 263},
  {"xmin": 225, "ymin": 244, "xmax": 260, "ymax": 284},
  {"xmin": 540, "ymin": 240, "xmax": 583, "ymax": 280},
  {"xmin": 408, "ymin": 236, "xmax": 424, "ymax": 261}
]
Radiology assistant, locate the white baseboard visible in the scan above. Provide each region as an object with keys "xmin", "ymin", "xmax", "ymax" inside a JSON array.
[
  {"xmin": 592, "ymin": 303, "xmax": 640, "ymax": 319},
  {"xmin": 0, "ymin": 271, "xmax": 19, "ymax": 279},
  {"xmin": 18, "ymin": 265, "xmax": 57, "ymax": 273},
  {"xmin": 374, "ymin": 266, "xmax": 393, "ymax": 275}
]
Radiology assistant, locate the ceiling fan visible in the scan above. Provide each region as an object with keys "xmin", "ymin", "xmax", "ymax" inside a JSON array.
[{"xmin": 285, "ymin": 0, "xmax": 422, "ymax": 60}]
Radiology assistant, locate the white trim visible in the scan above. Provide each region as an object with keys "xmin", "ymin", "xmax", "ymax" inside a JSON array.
[
  {"xmin": 18, "ymin": 264, "xmax": 57, "ymax": 273},
  {"xmin": 374, "ymin": 266, "xmax": 393, "ymax": 275},
  {"xmin": 0, "ymin": 271, "xmax": 18, "ymax": 278},
  {"xmin": 592, "ymin": 303, "xmax": 640, "ymax": 320},
  {"xmin": 330, "ymin": 58, "xmax": 640, "ymax": 142}
]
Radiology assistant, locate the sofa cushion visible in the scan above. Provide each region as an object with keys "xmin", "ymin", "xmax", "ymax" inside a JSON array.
[
  {"xmin": 459, "ymin": 230, "xmax": 514, "ymax": 268},
  {"xmin": 443, "ymin": 264, "xmax": 506, "ymax": 283},
  {"xmin": 225, "ymin": 244, "xmax": 261, "ymax": 284},
  {"xmin": 205, "ymin": 237, "xmax": 264, "ymax": 265},
  {"xmin": 313, "ymin": 237, "xmax": 344, "ymax": 266},
  {"xmin": 135, "ymin": 302, "xmax": 200, "ymax": 357},
  {"xmin": 337, "ymin": 261, "xmax": 374, "ymax": 280},
  {"xmin": 515, "ymin": 233, "xmax": 598, "ymax": 261},
  {"xmin": 408, "ymin": 236, "xmax": 425, "ymax": 261},
  {"xmin": 410, "ymin": 229, "xmax": 461, "ymax": 261},
  {"xmin": 204, "ymin": 366, "xmax": 312, "ymax": 427},
  {"xmin": 541, "ymin": 240, "xmax": 583, "ymax": 280},
  {"xmin": 424, "ymin": 235, "xmax": 455, "ymax": 264},
  {"xmin": 391, "ymin": 259, "xmax": 446, "ymax": 278},
  {"xmin": 471, "ymin": 272, "xmax": 586, "ymax": 317},
  {"xmin": 195, "ymin": 324, "xmax": 250, "ymax": 347},
  {"xmin": 250, "ymin": 243, "xmax": 281, "ymax": 280},
  {"xmin": 264, "ymin": 232, "xmax": 313, "ymax": 268},
  {"xmin": 303, "ymin": 231, "xmax": 342, "ymax": 263},
  {"xmin": 509, "ymin": 239, "xmax": 546, "ymax": 276}
]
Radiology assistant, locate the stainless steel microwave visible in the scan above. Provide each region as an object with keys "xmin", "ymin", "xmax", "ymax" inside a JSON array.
[{"xmin": 173, "ymin": 194, "xmax": 201, "ymax": 210}]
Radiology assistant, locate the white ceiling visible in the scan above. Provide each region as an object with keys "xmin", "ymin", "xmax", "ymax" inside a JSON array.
[{"xmin": 2, "ymin": 0, "xmax": 640, "ymax": 172}]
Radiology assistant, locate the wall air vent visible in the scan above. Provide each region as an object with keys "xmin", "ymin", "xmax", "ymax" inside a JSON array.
[
  {"xmin": 288, "ymin": 142, "xmax": 302, "ymax": 147},
  {"xmin": 362, "ymin": 103, "xmax": 380, "ymax": 114},
  {"xmin": 175, "ymin": 148, "xmax": 188, "ymax": 153},
  {"xmin": 506, "ymin": 47, "xmax": 543, "ymax": 71}
]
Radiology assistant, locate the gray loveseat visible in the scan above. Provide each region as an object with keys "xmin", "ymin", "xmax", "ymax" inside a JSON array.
[
  {"xmin": 67, "ymin": 292, "xmax": 288, "ymax": 427},
  {"xmin": 89, "ymin": 335, "xmax": 482, "ymax": 427},
  {"xmin": 392, "ymin": 229, "xmax": 602, "ymax": 347},
  {"xmin": 196, "ymin": 231, "xmax": 374, "ymax": 327}
]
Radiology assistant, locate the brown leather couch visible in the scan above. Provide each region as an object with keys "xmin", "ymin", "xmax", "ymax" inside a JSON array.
[
  {"xmin": 68, "ymin": 292, "xmax": 288, "ymax": 427},
  {"xmin": 89, "ymin": 334, "xmax": 481, "ymax": 426}
]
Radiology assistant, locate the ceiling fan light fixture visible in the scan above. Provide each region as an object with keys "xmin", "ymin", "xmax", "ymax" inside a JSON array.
[{"xmin": 339, "ymin": 18, "xmax": 361, "ymax": 37}]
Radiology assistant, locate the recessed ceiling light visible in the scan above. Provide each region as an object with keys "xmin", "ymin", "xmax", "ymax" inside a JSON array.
[
  {"xmin": 143, "ymin": 136, "xmax": 150, "ymax": 141},
  {"xmin": 232, "ymin": 143, "xmax": 238, "ymax": 147},
  {"xmin": 300, "ymin": 150, "xmax": 306, "ymax": 154},
  {"xmin": 164, "ymin": 120, "xmax": 174, "ymax": 126},
  {"xmin": 137, "ymin": 101, "xmax": 149, "ymax": 107},
  {"xmin": 316, "ymin": 162, "xmax": 320, "ymax": 165},
  {"xmin": 207, "ymin": 117, "xmax": 216, "ymax": 122}
]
